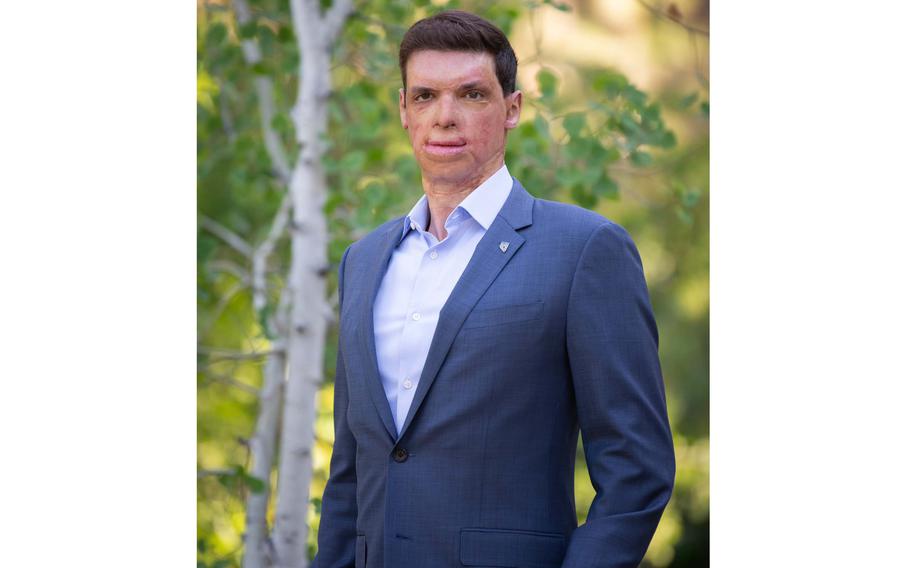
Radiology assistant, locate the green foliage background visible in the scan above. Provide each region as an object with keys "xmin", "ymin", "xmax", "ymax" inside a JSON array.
[{"xmin": 198, "ymin": 0, "xmax": 708, "ymax": 566}]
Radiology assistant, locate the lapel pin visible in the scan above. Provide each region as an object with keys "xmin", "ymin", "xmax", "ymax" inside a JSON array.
[{"xmin": 499, "ymin": 241, "xmax": 510, "ymax": 253}]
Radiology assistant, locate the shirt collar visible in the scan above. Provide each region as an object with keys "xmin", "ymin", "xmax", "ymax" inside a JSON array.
[{"xmin": 400, "ymin": 164, "xmax": 513, "ymax": 244}]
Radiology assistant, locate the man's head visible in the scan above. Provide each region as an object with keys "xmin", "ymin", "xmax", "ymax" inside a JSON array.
[{"xmin": 398, "ymin": 11, "xmax": 522, "ymax": 189}]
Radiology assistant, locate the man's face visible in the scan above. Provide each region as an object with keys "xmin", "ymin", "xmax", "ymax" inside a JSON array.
[{"xmin": 399, "ymin": 50, "xmax": 522, "ymax": 188}]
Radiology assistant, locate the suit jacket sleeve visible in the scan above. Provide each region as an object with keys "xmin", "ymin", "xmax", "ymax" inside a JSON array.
[
  {"xmin": 561, "ymin": 222, "xmax": 676, "ymax": 568},
  {"xmin": 313, "ymin": 245, "xmax": 358, "ymax": 568}
]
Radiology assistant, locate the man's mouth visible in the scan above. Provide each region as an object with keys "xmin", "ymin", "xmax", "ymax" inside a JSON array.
[{"xmin": 424, "ymin": 140, "xmax": 467, "ymax": 156}]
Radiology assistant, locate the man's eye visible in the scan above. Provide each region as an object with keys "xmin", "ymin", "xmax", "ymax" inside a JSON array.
[
  {"xmin": 414, "ymin": 93, "xmax": 432, "ymax": 102},
  {"xmin": 466, "ymin": 91, "xmax": 484, "ymax": 100}
]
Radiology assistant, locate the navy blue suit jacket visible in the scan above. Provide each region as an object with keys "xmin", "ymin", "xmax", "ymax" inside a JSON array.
[{"xmin": 314, "ymin": 178, "xmax": 675, "ymax": 568}]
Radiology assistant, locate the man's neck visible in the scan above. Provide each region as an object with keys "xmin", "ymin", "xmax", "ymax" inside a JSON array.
[{"xmin": 421, "ymin": 158, "xmax": 504, "ymax": 241}]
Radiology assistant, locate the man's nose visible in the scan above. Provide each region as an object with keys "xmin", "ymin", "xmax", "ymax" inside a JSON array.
[{"xmin": 434, "ymin": 94, "xmax": 458, "ymax": 129}]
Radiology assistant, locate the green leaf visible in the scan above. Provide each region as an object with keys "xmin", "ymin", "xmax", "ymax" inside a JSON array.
[
  {"xmin": 623, "ymin": 84, "xmax": 647, "ymax": 108},
  {"xmin": 311, "ymin": 496, "xmax": 324, "ymax": 515},
  {"xmin": 518, "ymin": 136, "xmax": 543, "ymax": 159},
  {"xmin": 338, "ymin": 150, "xmax": 367, "ymax": 173},
  {"xmin": 593, "ymin": 175, "xmax": 619, "ymax": 199},
  {"xmin": 680, "ymin": 92, "xmax": 698, "ymax": 109},
  {"xmin": 593, "ymin": 70, "xmax": 628, "ymax": 98},
  {"xmin": 244, "ymin": 474, "xmax": 267, "ymax": 494},
  {"xmin": 239, "ymin": 21, "xmax": 258, "ymax": 40},
  {"xmin": 676, "ymin": 206, "xmax": 694, "ymax": 225},
  {"xmin": 537, "ymin": 68, "xmax": 558, "ymax": 99},
  {"xmin": 565, "ymin": 136, "xmax": 591, "ymax": 159},
  {"xmin": 270, "ymin": 113, "xmax": 292, "ymax": 135},
  {"xmin": 517, "ymin": 121, "xmax": 537, "ymax": 138},
  {"xmin": 630, "ymin": 150, "xmax": 653, "ymax": 167},
  {"xmin": 642, "ymin": 103, "xmax": 661, "ymax": 123},
  {"xmin": 681, "ymin": 187, "xmax": 702, "ymax": 207},
  {"xmin": 206, "ymin": 23, "xmax": 227, "ymax": 46},
  {"xmin": 198, "ymin": 233, "xmax": 218, "ymax": 263},
  {"xmin": 579, "ymin": 166, "xmax": 601, "ymax": 186},
  {"xmin": 656, "ymin": 130, "xmax": 677, "ymax": 149},
  {"xmin": 569, "ymin": 183, "xmax": 596, "ymax": 209},
  {"xmin": 325, "ymin": 191, "xmax": 344, "ymax": 215},
  {"xmin": 561, "ymin": 168, "xmax": 584, "ymax": 186},
  {"xmin": 619, "ymin": 115, "xmax": 641, "ymax": 138},
  {"xmin": 700, "ymin": 101, "xmax": 710, "ymax": 117},
  {"xmin": 363, "ymin": 180, "xmax": 386, "ymax": 206},
  {"xmin": 366, "ymin": 146, "xmax": 385, "ymax": 165},
  {"xmin": 533, "ymin": 114, "xmax": 550, "ymax": 139},
  {"xmin": 543, "ymin": 0, "xmax": 572, "ymax": 11},
  {"xmin": 602, "ymin": 146, "xmax": 621, "ymax": 163},
  {"xmin": 562, "ymin": 112, "xmax": 586, "ymax": 138},
  {"xmin": 277, "ymin": 25, "xmax": 294, "ymax": 44}
]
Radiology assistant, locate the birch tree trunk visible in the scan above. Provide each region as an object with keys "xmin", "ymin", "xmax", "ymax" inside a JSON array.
[
  {"xmin": 243, "ymin": 347, "xmax": 285, "ymax": 568},
  {"xmin": 239, "ymin": 197, "xmax": 292, "ymax": 568},
  {"xmin": 271, "ymin": 1, "xmax": 352, "ymax": 567},
  {"xmin": 229, "ymin": 1, "xmax": 298, "ymax": 565}
]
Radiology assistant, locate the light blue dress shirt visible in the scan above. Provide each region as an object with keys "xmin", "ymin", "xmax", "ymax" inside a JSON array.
[{"xmin": 372, "ymin": 164, "xmax": 514, "ymax": 434}]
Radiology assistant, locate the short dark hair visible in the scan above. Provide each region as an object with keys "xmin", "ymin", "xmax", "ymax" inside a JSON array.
[{"xmin": 399, "ymin": 10, "xmax": 518, "ymax": 96}]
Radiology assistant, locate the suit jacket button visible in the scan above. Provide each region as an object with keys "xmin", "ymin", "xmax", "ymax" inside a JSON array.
[{"xmin": 393, "ymin": 447, "xmax": 409, "ymax": 463}]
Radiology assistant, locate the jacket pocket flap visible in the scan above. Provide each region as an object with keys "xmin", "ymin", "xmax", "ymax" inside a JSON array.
[
  {"xmin": 459, "ymin": 527, "xmax": 566, "ymax": 567},
  {"xmin": 461, "ymin": 301, "xmax": 544, "ymax": 330}
]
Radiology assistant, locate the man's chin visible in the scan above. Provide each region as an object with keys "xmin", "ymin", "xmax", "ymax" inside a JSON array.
[
  {"xmin": 419, "ymin": 168, "xmax": 482, "ymax": 188},
  {"xmin": 417, "ymin": 160, "xmax": 473, "ymax": 181}
]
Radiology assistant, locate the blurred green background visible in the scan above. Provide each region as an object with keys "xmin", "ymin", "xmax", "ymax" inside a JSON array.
[{"xmin": 197, "ymin": 0, "xmax": 708, "ymax": 566}]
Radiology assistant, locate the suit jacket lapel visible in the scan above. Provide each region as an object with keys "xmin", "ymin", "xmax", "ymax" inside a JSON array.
[
  {"xmin": 357, "ymin": 224, "xmax": 405, "ymax": 441},
  {"xmin": 397, "ymin": 179, "xmax": 535, "ymax": 440}
]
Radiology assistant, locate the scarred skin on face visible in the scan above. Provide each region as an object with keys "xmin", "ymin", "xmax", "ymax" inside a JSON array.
[{"xmin": 399, "ymin": 50, "xmax": 522, "ymax": 240}]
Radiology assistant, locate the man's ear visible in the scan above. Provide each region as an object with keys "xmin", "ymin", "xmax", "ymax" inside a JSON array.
[
  {"xmin": 504, "ymin": 90, "xmax": 522, "ymax": 130},
  {"xmin": 399, "ymin": 88, "xmax": 408, "ymax": 130}
]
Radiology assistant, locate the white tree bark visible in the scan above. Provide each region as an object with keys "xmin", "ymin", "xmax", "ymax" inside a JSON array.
[
  {"xmin": 218, "ymin": 1, "xmax": 352, "ymax": 566},
  {"xmin": 198, "ymin": 206, "xmax": 285, "ymax": 568},
  {"xmin": 271, "ymin": 1, "xmax": 352, "ymax": 567},
  {"xmin": 243, "ymin": 346, "xmax": 286, "ymax": 568},
  {"xmin": 230, "ymin": 2, "xmax": 300, "ymax": 566},
  {"xmin": 242, "ymin": 188, "xmax": 293, "ymax": 568}
]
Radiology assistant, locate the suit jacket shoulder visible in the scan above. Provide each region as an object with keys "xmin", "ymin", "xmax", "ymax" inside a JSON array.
[{"xmin": 530, "ymin": 195, "xmax": 636, "ymax": 254}]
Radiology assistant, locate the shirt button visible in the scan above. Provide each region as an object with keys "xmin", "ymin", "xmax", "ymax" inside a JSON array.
[
  {"xmin": 411, "ymin": 312, "xmax": 421, "ymax": 321},
  {"xmin": 403, "ymin": 379, "xmax": 413, "ymax": 389},
  {"xmin": 429, "ymin": 250, "xmax": 438, "ymax": 259}
]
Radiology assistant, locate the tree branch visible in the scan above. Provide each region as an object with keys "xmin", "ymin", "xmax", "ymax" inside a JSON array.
[
  {"xmin": 232, "ymin": 0, "xmax": 293, "ymax": 183},
  {"xmin": 252, "ymin": 193, "xmax": 292, "ymax": 314},
  {"xmin": 242, "ymin": 350, "xmax": 285, "ymax": 568},
  {"xmin": 215, "ymin": 73, "xmax": 238, "ymax": 142},
  {"xmin": 200, "ymin": 367, "xmax": 262, "ymax": 396},
  {"xmin": 199, "ymin": 281, "xmax": 249, "ymax": 338},
  {"xmin": 198, "ymin": 468, "xmax": 236, "ymax": 478},
  {"xmin": 323, "ymin": 0, "xmax": 354, "ymax": 43},
  {"xmin": 207, "ymin": 259, "xmax": 251, "ymax": 285},
  {"xmin": 689, "ymin": 29, "xmax": 709, "ymax": 88},
  {"xmin": 636, "ymin": 0, "xmax": 709, "ymax": 36},
  {"xmin": 198, "ymin": 346, "xmax": 281, "ymax": 360},
  {"xmin": 200, "ymin": 216, "xmax": 254, "ymax": 258}
]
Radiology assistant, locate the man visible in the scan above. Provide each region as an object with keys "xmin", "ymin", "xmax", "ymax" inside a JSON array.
[{"xmin": 315, "ymin": 10, "xmax": 675, "ymax": 568}]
